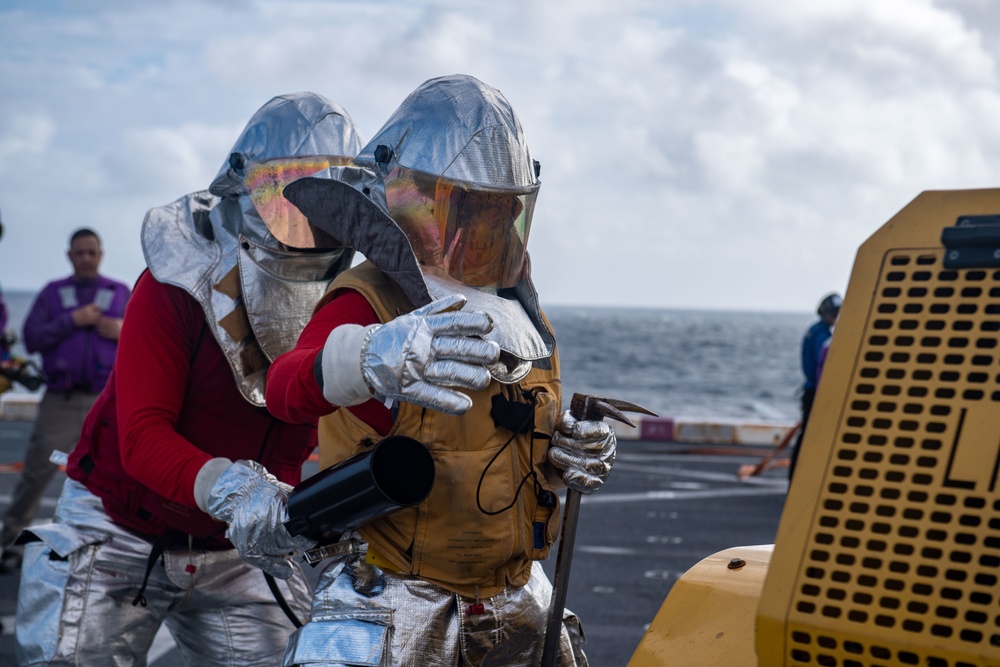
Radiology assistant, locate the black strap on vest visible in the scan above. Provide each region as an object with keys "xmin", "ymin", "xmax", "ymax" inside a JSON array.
[{"xmin": 477, "ymin": 387, "xmax": 542, "ymax": 516}]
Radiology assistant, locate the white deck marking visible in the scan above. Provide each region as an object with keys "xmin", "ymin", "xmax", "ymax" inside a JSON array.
[
  {"xmin": 621, "ymin": 452, "xmax": 781, "ymax": 464},
  {"xmin": 582, "ymin": 485, "xmax": 785, "ymax": 504},
  {"xmin": 612, "ymin": 461, "xmax": 789, "ymax": 487},
  {"xmin": 577, "ymin": 545, "xmax": 638, "ymax": 556}
]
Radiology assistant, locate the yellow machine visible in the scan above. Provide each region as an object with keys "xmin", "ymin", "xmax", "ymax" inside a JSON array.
[{"xmin": 628, "ymin": 189, "xmax": 1000, "ymax": 666}]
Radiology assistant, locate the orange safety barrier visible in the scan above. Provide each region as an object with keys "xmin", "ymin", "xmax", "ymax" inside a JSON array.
[{"xmin": 736, "ymin": 421, "xmax": 800, "ymax": 480}]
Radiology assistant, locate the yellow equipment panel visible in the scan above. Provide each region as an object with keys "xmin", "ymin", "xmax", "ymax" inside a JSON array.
[
  {"xmin": 628, "ymin": 546, "xmax": 771, "ymax": 666},
  {"xmin": 758, "ymin": 189, "xmax": 1000, "ymax": 666}
]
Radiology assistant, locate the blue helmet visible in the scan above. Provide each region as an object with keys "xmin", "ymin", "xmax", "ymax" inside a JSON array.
[{"xmin": 818, "ymin": 293, "xmax": 843, "ymax": 319}]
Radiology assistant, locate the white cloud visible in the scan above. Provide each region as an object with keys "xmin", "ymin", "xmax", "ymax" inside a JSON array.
[
  {"xmin": 101, "ymin": 123, "xmax": 239, "ymax": 197},
  {"xmin": 0, "ymin": 0, "xmax": 998, "ymax": 314},
  {"xmin": 0, "ymin": 113, "xmax": 55, "ymax": 162}
]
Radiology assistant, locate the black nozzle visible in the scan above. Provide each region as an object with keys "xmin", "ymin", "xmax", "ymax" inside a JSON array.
[{"xmin": 285, "ymin": 436, "xmax": 435, "ymax": 544}]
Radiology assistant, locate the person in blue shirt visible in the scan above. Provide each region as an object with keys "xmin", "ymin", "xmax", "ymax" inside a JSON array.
[{"xmin": 789, "ymin": 292, "xmax": 841, "ymax": 480}]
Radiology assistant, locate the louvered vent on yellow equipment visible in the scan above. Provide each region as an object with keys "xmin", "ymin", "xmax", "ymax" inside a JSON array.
[{"xmin": 757, "ymin": 190, "xmax": 1000, "ymax": 667}]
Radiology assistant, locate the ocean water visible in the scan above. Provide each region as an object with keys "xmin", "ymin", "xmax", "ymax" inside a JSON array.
[
  {"xmin": 1, "ymin": 289, "xmax": 812, "ymax": 420},
  {"xmin": 548, "ymin": 306, "xmax": 811, "ymax": 421}
]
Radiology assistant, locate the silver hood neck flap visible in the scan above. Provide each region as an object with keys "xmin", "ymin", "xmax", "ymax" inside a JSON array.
[{"xmin": 141, "ymin": 92, "xmax": 364, "ymax": 406}]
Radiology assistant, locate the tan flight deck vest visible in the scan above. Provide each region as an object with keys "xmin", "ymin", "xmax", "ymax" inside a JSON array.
[{"xmin": 317, "ymin": 262, "xmax": 562, "ymax": 598}]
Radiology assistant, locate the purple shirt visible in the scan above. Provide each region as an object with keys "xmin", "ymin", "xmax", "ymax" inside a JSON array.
[{"xmin": 23, "ymin": 274, "xmax": 131, "ymax": 393}]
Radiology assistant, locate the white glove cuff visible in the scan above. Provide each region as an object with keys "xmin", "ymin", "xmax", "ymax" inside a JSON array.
[
  {"xmin": 193, "ymin": 457, "xmax": 234, "ymax": 512},
  {"xmin": 321, "ymin": 324, "xmax": 378, "ymax": 407}
]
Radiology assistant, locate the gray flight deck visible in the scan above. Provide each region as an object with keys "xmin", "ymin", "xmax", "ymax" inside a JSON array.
[{"xmin": 0, "ymin": 418, "xmax": 789, "ymax": 666}]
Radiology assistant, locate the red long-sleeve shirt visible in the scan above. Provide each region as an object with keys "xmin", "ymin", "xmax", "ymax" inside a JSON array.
[
  {"xmin": 265, "ymin": 289, "xmax": 392, "ymax": 435},
  {"xmin": 69, "ymin": 271, "xmax": 316, "ymax": 512}
]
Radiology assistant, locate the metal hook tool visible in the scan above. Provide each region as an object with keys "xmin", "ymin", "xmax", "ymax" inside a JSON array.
[{"xmin": 540, "ymin": 393, "xmax": 657, "ymax": 667}]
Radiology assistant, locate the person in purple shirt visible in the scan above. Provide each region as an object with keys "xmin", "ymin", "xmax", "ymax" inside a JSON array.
[{"xmin": 0, "ymin": 228, "xmax": 131, "ymax": 572}]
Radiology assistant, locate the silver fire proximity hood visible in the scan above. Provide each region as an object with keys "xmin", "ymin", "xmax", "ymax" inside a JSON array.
[
  {"xmin": 284, "ymin": 75, "xmax": 555, "ymax": 384},
  {"xmin": 141, "ymin": 92, "xmax": 364, "ymax": 405}
]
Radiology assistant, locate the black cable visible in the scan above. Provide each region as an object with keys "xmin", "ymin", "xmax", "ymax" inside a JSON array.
[
  {"xmin": 264, "ymin": 571, "xmax": 304, "ymax": 628},
  {"xmin": 475, "ymin": 388, "xmax": 540, "ymax": 516}
]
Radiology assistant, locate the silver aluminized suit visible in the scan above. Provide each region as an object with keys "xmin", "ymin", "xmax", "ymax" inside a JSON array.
[
  {"xmin": 275, "ymin": 75, "xmax": 593, "ymax": 666},
  {"xmin": 283, "ymin": 544, "xmax": 587, "ymax": 666},
  {"xmin": 14, "ymin": 92, "xmax": 364, "ymax": 666},
  {"xmin": 17, "ymin": 480, "xmax": 312, "ymax": 666}
]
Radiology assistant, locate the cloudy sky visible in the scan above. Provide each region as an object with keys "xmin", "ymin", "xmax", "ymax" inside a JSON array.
[{"xmin": 1, "ymin": 0, "xmax": 998, "ymax": 313}]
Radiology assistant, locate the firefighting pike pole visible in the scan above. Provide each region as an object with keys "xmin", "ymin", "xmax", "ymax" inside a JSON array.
[{"xmin": 540, "ymin": 393, "xmax": 657, "ymax": 667}]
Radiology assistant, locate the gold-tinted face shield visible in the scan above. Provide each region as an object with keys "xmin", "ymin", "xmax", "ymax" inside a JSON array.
[
  {"xmin": 383, "ymin": 166, "xmax": 538, "ymax": 289},
  {"xmin": 244, "ymin": 155, "xmax": 354, "ymax": 249}
]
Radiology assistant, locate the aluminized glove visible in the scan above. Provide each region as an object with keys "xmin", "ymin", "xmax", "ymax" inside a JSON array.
[
  {"xmin": 199, "ymin": 459, "xmax": 313, "ymax": 579},
  {"xmin": 547, "ymin": 410, "xmax": 617, "ymax": 494},
  {"xmin": 322, "ymin": 293, "xmax": 500, "ymax": 415}
]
